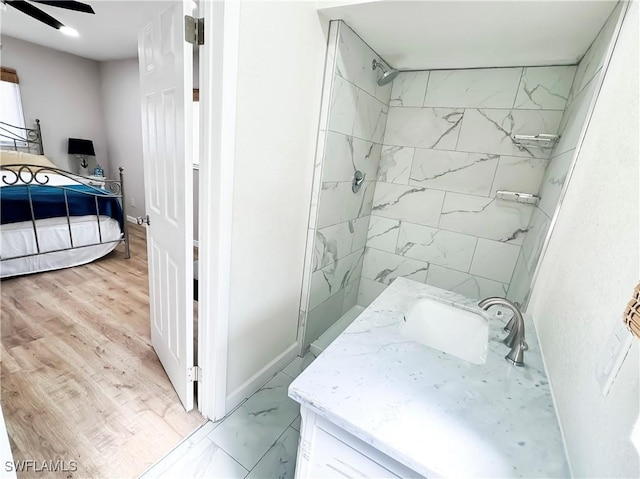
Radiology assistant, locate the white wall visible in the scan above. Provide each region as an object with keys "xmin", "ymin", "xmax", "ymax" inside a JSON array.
[
  {"xmin": 225, "ymin": 1, "xmax": 327, "ymax": 406},
  {"xmin": 528, "ymin": 2, "xmax": 639, "ymax": 477},
  {"xmin": 98, "ymin": 58, "xmax": 145, "ymax": 218},
  {"xmin": 1, "ymin": 36, "xmax": 108, "ymax": 173}
]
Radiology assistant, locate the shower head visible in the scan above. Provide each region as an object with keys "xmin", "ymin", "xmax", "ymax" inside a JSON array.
[{"xmin": 372, "ymin": 59, "xmax": 399, "ymax": 86}]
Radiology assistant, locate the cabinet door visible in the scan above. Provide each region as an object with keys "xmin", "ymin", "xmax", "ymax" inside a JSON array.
[{"xmin": 309, "ymin": 427, "xmax": 402, "ymax": 479}]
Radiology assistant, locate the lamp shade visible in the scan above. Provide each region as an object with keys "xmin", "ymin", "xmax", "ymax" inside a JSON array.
[{"xmin": 68, "ymin": 138, "xmax": 95, "ymax": 156}]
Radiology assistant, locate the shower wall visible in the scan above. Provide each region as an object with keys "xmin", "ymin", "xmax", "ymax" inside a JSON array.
[
  {"xmin": 299, "ymin": 21, "xmax": 392, "ymax": 349},
  {"xmin": 508, "ymin": 1, "xmax": 624, "ymax": 305},
  {"xmin": 358, "ymin": 64, "xmax": 575, "ymax": 306}
]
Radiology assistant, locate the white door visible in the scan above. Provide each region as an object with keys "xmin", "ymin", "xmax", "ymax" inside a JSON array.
[{"xmin": 138, "ymin": 2, "xmax": 194, "ymax": 411}]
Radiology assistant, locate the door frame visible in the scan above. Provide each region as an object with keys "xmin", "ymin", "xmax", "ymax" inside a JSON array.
[{"xmin": 197, "ymin": 0, "xmax": 240, "ymax": 421}]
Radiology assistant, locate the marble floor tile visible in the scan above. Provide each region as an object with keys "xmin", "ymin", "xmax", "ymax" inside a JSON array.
[
  {"xmin": 157, "ymin": 438, "xmax": 248, "ymax": 479},
  {"xmin": 207, "ymin": 373, "xmax": 300, "ymax": 471},
  {"xmin": 139, "ymin": 421, "xmax": 220, "ymax": 478},
  {"xmin": 246, "ymin": 427, "xmax": 299, "ymax": 479}
]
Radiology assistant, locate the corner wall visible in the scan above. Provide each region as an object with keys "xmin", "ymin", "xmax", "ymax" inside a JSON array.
[
  {"xmin": 509, "ymin": 1, "xmax": 625, "ymax": 305},
  {"xmin": 98, "ymin": 59, "xmax": 145, "ymax": 218},
  {"xmin": 528, "ymin": 1, "xmax": 638, "ymax": 476},
  {"xmin": 225, "ymin": 1, "xmax": 328, "ymax": 406},
  {"xmin": 0, "ymin": 36, "xmax": 108, "ymax": 174},
  {"xmin": 299, "ymin": 21, "xmax": 392, "ymax": 350}
]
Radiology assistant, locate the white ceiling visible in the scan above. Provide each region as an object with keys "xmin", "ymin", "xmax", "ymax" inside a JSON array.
[
  {"xmin": 318, "ymin": 0, "xmax": 618, "ymax": 70},
  {"xmin": 1, "ymin": 0, "xmax": 170, "ymax": 61}
]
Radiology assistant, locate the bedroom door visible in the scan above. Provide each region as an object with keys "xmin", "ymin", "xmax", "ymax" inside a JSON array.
[{"xmin": 138, "ymin": 1, "xmax": 195, "ymax": 411}]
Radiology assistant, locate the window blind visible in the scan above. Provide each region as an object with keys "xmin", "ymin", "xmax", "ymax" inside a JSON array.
[{"xmin": 1, "ymin": 67, "xmax": 19, "ymax": 84}]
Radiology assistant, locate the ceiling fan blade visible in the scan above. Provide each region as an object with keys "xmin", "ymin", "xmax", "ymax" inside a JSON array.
[
  {"xmin": 6, "ymin": 1, "xmax": 64, "ymax": 30},
  {"xmin": 31, "ymin": 1, "xmax": 95, "ymax": 14}
]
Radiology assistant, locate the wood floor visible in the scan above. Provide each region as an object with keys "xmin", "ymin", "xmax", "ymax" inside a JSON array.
[{"xmin": 1, "ymin": 224, "xmax": 204, "ymax": 478}]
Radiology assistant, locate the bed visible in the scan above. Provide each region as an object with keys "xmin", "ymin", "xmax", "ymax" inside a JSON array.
[{"xmin": 0, "ymin": 120, "xmax": 130, "ymax": 278}]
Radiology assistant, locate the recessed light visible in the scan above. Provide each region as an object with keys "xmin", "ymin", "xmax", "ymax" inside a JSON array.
[{"xmin": 60, "ymin": 26, "xmax": 79, "ymax": 37}]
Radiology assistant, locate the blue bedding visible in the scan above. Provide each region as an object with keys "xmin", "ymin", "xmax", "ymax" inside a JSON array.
[{"xmin": 0, "ymin": 184, "xmax": 124, "ymax": 228}]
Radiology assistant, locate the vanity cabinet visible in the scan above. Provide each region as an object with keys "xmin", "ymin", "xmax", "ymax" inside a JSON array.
[{"xmin": 294, "ymin": 405, "xmax": 423, "ymax": 479}]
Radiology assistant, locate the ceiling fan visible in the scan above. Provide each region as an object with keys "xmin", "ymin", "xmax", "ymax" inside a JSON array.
[{"xmin": 4, "ymin": 1, "xmax": 95, "ymax": 32}]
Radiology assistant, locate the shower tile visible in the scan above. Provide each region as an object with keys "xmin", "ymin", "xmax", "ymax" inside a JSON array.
[
  {"xmin": 514, "ymin": 66, "xmax": 576, "ymax": 110},
  {"xmin": 335, "ymin": 22, "xmax": 379, "ymax": 98},
  {"xmin": 300, "ymin": 228, "xmax": 316, "ymax": 310},
  {"xmin": 568, "ymin": 1, "xmax": 621, "ymax": 103},
  {"xmin": 456, "ymin": 109, "xmax": 563, "ymax": 159},
  {"xmin": 357, "ymin": 277, "xmax": 388, "ymax": 308},
  {"xmin": 374, "ymin": 76, "xmax": 393, "ymax": 104},
  {"xmin": 350, "ymin": 216, "xmax": 370, "ymax": 252},
  {"xmin": 384, "ymin": 107, "xmax": 463, "ymax": 150},
  {"xmin": 354, "ymin": 140, "xmax": 383, "ymax": 181},
  {"xmin": 343, "ymin": 180, "xmax": 377, "ymax": 220},
  {"xmin": 308, "ymin": 249, "xmax": 365, "ymax": 310},
  {"xmin": 362, "ymin": 248, "xmax": 429, "ymax": 285},
  {"xmin": 371, "ymin": 182, "xmax": 445, "ymax": 227},
  {"xmin": 409, "ymin": 149, "xmax": 498, "ymax": 196},
  {"xmin": 377, "ymin": 145, "xmax": 414, "ymax": 184},
  {"xmin": 318, "ymin": 22, "xmax": 339, "ymax": 130},
  {"xmin": 342, "ymin": 277, "xmax": 361, "ymax": 315},
  {"xmin": 426, "ymin": 265, "xmax": 508, "ymax": 300},
  {"xmin": 323, "ymin": 133, "xmax": 382, "ymax": 183},
  {"xmin": 314, "ymin": 222, "xmax": 354, "ymax": 271},
  {"xmin": 389, "ymin": 71, "xmax": 430, "ymax": 107},
  {"xmin": 469, "ymin": 238, "xmax": 520, "ymax": 283},
  {"xmin": 439, "ymin": 192, "xmax": 533, "ymax": 245},
  {"xmin": 537, "ymin": 149, "xmax": 574, "ymax": 218},
  {"xmin": 305, "ymin": 290, "xmax": 345, "ymax": 348},
  {"xmin": 322, "ymin": 131, "xmax": 357, "ymax": 183},
  {"xmin": 367, "ymin": 216, "xmax": 400, "ymax": 253},
  {"xmin": 396, "ymin": 223, "xmax": 477, "ymax": 273},
  {"xmin": 554, "ymin": 77, "xmax": 597, "ymax": 156},
  {"xmin": 506, "ymin": 251, "xmax": 532, "ymax": 305},
  {"xmin": 328, "ymin": 75, "xmax": 358, "ymax": 136},
  {"xmin": 521, "ymin": 206, "xmax": 551, "ymax": 274},
  {"xmin": 424, "ymin": 68, "xmax": 522, "ymax": 109},
  {"xmin": 316, "ymin": 182, "xmax": 346, "ymax": 228},
  {"xmin": 353, "ymin": 90, "xmax": 388, "ymax": 143},
  {"xmin": 489, "ymin": 156, "xmax": 548, "ymax": 197}
]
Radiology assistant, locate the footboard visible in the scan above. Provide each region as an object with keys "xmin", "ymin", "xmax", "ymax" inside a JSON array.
[{"xmin": 0, "ymin": 164, "xmax": 131, "ymax": 262}]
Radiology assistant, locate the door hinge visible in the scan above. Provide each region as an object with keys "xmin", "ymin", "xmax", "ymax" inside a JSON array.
[
  {"xmin": 188, "ymin": 366, "xmax": 202, "ymax": 382},
  {"xmin": 185, "ymin": 15, "xmax": 204, "ymax": 45},
  {"xmin": 136, "ymin": 215, "xmax": 150, "ymax": 226}
]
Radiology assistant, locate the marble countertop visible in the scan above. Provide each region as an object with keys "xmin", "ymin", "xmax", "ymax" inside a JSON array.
[{"xmin": 289, "ymin": 278, "xmax": 569, "ymax": 478}]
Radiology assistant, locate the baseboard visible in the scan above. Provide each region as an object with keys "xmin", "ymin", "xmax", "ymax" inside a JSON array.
[
  {"xmin": 225, "ymin": 342, "xmax": 299, "ymax": 412},
  {"xmin": 126, "ymin": 215, "xmax": 137, "ymax": 224}
]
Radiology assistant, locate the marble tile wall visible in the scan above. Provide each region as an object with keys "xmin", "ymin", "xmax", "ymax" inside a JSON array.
[
  {"xmin": 299, "ymin": 21, "xmax": 392, "ymax": 349},
  {"xmin": 507, "ymin": 2, "xmax": 623, "ymax": 305},
  {"xmin": 360, "ymin": 63, "xmax": 575, "ymax": 306}
]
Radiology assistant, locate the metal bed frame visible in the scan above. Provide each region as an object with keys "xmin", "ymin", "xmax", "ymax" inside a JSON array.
[{"xmin": 0, "ymin": 120, "xmax": 130, "ymax": 264}]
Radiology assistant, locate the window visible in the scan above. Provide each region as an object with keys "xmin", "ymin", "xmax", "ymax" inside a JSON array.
[{"xmin": 0, "ymin": 67, "xmax": 27, "ymax": 148}]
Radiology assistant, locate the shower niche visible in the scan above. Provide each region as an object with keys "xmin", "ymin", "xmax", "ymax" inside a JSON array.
[{"xmin": 298, "ymin": 6, "xmax": 624, "ymax": 352}]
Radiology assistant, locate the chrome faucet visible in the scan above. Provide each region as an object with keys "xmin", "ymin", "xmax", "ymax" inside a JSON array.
[{"xmin": 478, "ymin": 297, "xmax": 528, "ymax": 367}]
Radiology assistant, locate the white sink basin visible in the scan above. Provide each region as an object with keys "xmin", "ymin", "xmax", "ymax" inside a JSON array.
[{"xmin": 397, "ymin": 298, "xmax": 489, "ymax": 364}]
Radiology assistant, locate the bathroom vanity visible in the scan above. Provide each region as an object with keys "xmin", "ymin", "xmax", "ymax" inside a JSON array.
[{"xmin": 289, "ymin": 278, "xmax": 569, "ymax": 478}]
